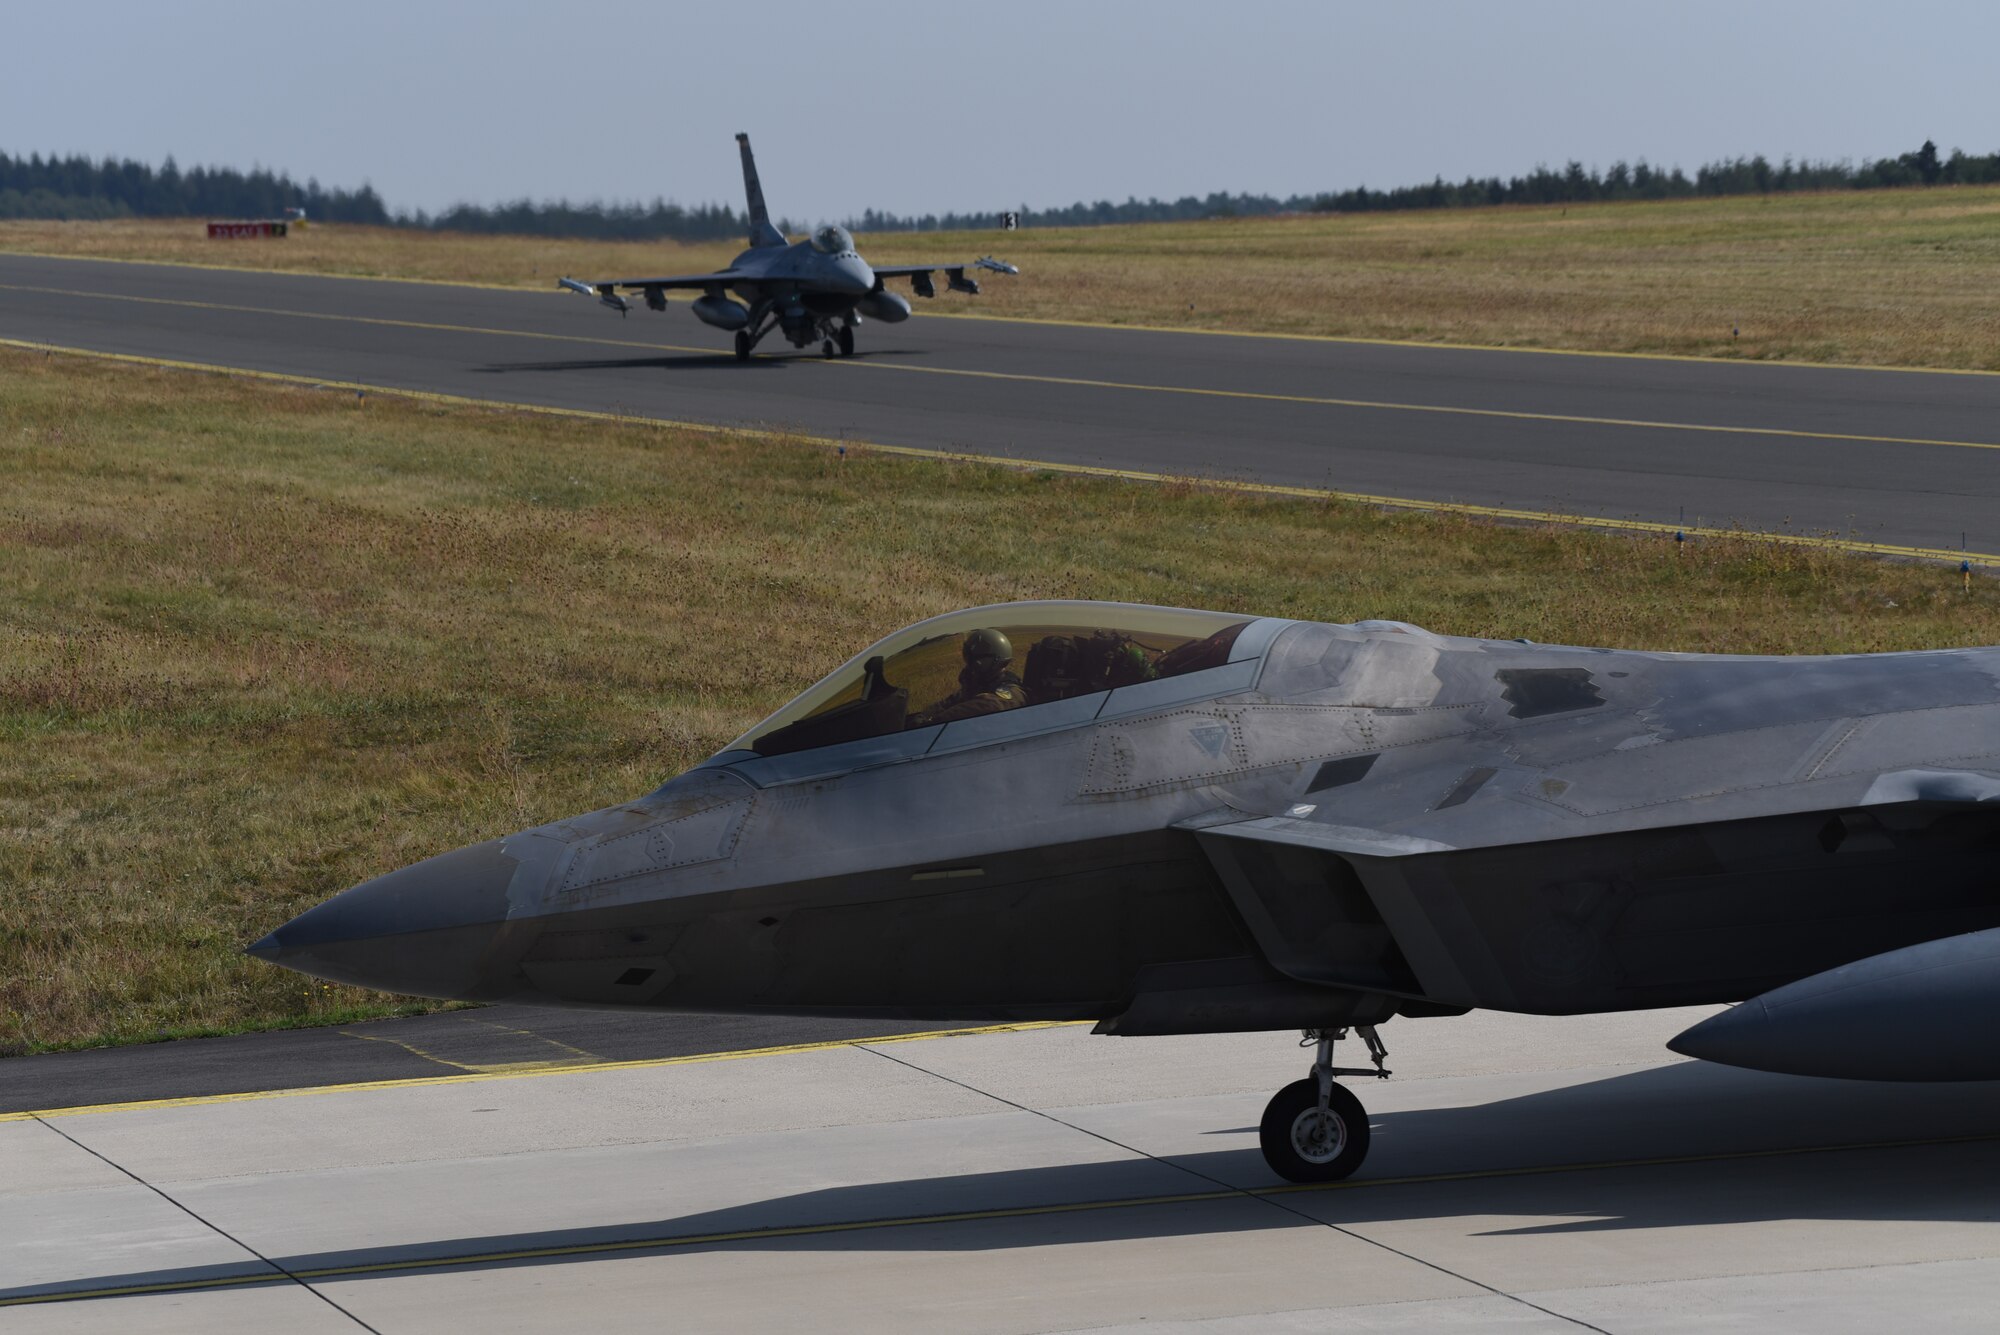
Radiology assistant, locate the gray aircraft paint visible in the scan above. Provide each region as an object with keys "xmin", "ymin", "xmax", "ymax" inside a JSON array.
[
  {"xmin": 558, "ymin": 133, "xmax": 1015, "ymax": 358},
  {"xmin": 255, "ymin": 603, "xmax": 2000, "ymax": 1177}
]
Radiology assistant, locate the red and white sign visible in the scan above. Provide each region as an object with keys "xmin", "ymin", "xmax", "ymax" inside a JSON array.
[{"xmin": 207, "ymin": 221, "xmax": 288, "ymax": 239}]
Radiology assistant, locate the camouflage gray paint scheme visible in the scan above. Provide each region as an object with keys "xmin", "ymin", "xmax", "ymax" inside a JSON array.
[
  {"xmin": 558, "ymin": 133, "xmax": 1015, "ymax": 358},
  {"xmin": 255, "ymin": 602, "xmax": 2000, "ymax": 1180}
]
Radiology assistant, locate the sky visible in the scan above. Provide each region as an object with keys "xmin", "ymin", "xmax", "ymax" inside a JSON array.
[{"xmin": 7, "ymin": 1, "xmax": 1997, "ymax": 221}]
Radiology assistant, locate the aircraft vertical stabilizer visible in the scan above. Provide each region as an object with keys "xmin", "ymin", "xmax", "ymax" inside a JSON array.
[{"xmin": 736, "ymin": 132, "xmax": 787, "ymax": 249}]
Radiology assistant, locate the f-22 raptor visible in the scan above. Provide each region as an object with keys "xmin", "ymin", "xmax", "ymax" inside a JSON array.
[
  {"xmin": 559, "ymin": 133, "xmax": 1016, "ymax": 360},
  {"xmin": 253, "ymin": 602, "xmax": 2000, "ymax": 1183}
]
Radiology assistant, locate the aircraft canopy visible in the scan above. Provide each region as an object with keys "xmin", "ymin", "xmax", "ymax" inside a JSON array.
[
  {"xmin": 810, "ymin": 225, "xmax": 855, "ymax": 255},
  {"xmin": 731, "ymin": 602, "xmax": 1255, "ymax": 758}
]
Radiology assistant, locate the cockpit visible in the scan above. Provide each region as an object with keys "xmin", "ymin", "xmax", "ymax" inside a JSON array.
[
  {"xmin": 723, "ymin": 602, "xmax": 1263, "ymax": 761},
  {"xmin": 810, "ymin": 225, "xmax": 856, "ymax": 256}
]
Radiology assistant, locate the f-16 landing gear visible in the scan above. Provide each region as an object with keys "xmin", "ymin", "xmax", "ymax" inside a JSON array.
[
  {"xmin": 837, "ymin": 325, "xmax": 855, "ymax": 358},
  {"xmin": 1258, "ymin": 1026, "xmax": 1390, "ymax": 1183},
  {"xmin": 822, "ymin": 337, "xmax": 837, "ymax": 359},
  {"xmin": 734, "ymin": 306, "xmax": 779, "ymax": 361}
]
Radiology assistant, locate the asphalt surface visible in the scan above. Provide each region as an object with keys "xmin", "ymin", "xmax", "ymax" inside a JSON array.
[
  {"xmin": 13, "ymin": 1010, "xmax": 2000, "ymax": 1331},
  {"xmin": 0, "ymin": 1007, "xmax": 951, "ymax": 1114},
  {"xmin": 6, "ymin": 252, "xmax": 2000, "ymax": 557}
]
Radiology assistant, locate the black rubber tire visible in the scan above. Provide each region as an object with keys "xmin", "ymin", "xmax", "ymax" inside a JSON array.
[
  {"xmin": 837, "ymin": 326, "xmax": 855, "ymax": 357},
  {"xmin": 734, "ymin": 330, "xmax": 751, "ymax": 361},
  {"xmin": 821, "ymin": 338, "xmax": 837, "ymax": 359},
  {"xmin": 1258, "ymin": 1078, "xmax": 1369, "ymax": 1183}
]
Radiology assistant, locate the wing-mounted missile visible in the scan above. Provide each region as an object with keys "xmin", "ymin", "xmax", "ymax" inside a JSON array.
[
  {"xmin": 557, "ymin": 276, "xmax": 629, "ymax": 315},
  {"xmin": 1667, "ymin": 926, "xmax": 2000, "ymax": 1080},
  {"xmin": 942, "ymin": 258, "xmax": 1015, "ymax": 295}
]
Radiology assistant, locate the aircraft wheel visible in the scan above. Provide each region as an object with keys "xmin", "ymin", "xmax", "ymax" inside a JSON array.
[
  {"xmin": 1259, "ymin": 1078, "xmax": 1369, "ymax": 1183},
  {"xmin": 837, "ymin": 326, "xmax": 855, "ymax": 357},
  {"xmin": 821, "ymin": 338, "xmax": 837, "ymax": 359},
  {"xmin": 734, "ymin": 331, "xmax": 751, "ymax": 362}
]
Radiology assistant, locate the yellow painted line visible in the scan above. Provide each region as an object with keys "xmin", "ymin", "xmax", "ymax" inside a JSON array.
[
  {"xmin": 331, "ymin": 1026, "xmax": 599, "ymax": 1076},
  {"xmin": 0, "ymin": 281, "xmax": 721, "ymax": 358},
  {"xmin": 8, "ymin": 1127, "xmax": 1996, "ymax": 1306},
  {"xmin": 926, "ymin": 307, "xmax": 2000, "ymax": 378},
  {"xmin": 8, "ymin": 244, "xmax": 1998, "ymax": 378},
  {"xmin": 7, "ymin": 279, "xmax": 1997, "ymax": 454},
  {"xmin": 0, "ymin": 1022, "xmax": 1074, "ymax": 1123},
  {"xmin": 821, "ymin": 354, "xmax": 2000, "ymax": 454},
  {"xmin": 0, "ymin": 246, "xmax": 542, "ymax": 293},
  {"xmin": 462, "ymin": 1015, "xmax": 602, "ymax": 1065},
  {"xmin": 6, "ymin": 336, "xmax": 1995, "ymax": 567}
]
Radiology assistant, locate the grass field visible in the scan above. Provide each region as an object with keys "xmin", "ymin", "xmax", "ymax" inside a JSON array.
[
  {"xmin": 5, "ymin": 184, "xmax": 2000, "ymax": 368},
  {"xmin": 7, "ymin": 344, "xmax": 2000, "ymax": 1053}
]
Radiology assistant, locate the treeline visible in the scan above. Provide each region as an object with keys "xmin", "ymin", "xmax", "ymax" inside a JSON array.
[
  {"xmin": 852, "ymin": 191, "xmax": 1302, "ymax": 232},
  {"xmin": 414, "ymin": 198, "xmax": 758, "ymax": 242},
  {"xmin": 5, "ymin": 141, "xmax": 1999, "ymax": 237},
  {"xmin": 867, "ymin": 141, "xmax": 2000, "ymax": 229},
  {"xmin": 0, "ymin": 151, "xmax": 390, "ymax": 223},
  {"xmin": 1309, "ymin": 141, "xmax": 2000, "ymax": 214}
]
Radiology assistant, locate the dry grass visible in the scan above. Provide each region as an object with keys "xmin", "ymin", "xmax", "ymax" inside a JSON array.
[
  {"xmin": 6, "ymin": 186, "xmax": 2000, "ymax": 367},
  {"xmin": 6, "ymin": 345, "xmax": 2000, "ymax": 1052}
]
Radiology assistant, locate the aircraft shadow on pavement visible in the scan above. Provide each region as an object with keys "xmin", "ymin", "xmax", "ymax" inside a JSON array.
[
  {"xmin": 473, "ymin": 355, "xmax": 778, "ymax": 374},
  {"xmin": 473, "ymin": 349, "xmax": 927, "ymax": 375},
  {"xmin": 17, "ymin": 1063, "xmax": 2000, "ymax": 1304}
]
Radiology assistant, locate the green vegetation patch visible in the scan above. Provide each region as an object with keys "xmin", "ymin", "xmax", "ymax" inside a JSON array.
[{"xmin": 5, "ymin": 346, "xmax": 2000, "ymax": 1052}]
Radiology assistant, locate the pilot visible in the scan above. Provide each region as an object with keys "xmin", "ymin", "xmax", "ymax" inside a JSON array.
[{"xmin": 908, "ymin": 628, "xmax": 1029, "ymax": 727}]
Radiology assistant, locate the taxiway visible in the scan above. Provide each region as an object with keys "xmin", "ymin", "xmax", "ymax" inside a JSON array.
[
  {"xmin": 5, "ymin": 254, "xmax": 2000, "ymax": 558},
  {"xmin": 7, "ymin": 1007, "xmax": 2000, "ymax": 1332}
]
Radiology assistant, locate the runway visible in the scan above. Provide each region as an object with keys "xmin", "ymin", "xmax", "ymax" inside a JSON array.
[
  {"xmin": 5, "ymin": 253, "xmax": 2000, "ymax": 559},
  {"xmin": 8, "ymin": 1007, "xmax": 2000, "ymax": 1332}
]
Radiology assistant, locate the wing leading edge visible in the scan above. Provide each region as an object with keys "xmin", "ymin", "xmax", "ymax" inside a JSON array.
[
  {"xmin": 872, "ymin": 255, "xmax": 1018, "ymax": 298},
  {"xmin": 557, "ymin": 273, "xmax": 744, "ymax": 314},
  {"xmin": 1189, "ymin": 782, "xmax": 2000, "ymax": 1021}
]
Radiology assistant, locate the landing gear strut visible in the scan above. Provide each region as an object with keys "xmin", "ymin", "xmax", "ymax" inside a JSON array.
[
  {"xmin": 1258, "ymin": 1026, "xmax": 1389, "ymax": 1183},
  {"xmin": 734, "ymin": 307, "xmax": 778, "ymax": 362}
]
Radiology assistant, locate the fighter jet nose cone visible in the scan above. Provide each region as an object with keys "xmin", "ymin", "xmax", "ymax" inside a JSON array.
[
  {"xmin": 1665, "ymin": 1000, "xmax": 1765, "ymax": 1066},
  {"xmin": 1668, "ymin": 927, "xmax": 2000, "ymax": 1081},
  {"xmin": 836, "ymin": 258, "xmax": 874, "ymax": 296},
  {"xmin": 250, "ymin": 839, "xmax": 527, "ymax": 1001}
]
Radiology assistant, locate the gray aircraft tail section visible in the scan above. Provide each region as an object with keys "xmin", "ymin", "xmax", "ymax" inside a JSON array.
[{"xmin": 736, "ymin": 133, "xmax": 788, "ymax": 249}]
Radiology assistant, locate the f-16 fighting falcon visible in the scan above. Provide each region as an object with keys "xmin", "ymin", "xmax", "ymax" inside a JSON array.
[
  {"xmin": 253, "ymin": 602, "xmax": 2000, "ymax": 1183},
  {"xmin": 557, "ymin": 133, "xmax": 1017, "ymax": 359}
]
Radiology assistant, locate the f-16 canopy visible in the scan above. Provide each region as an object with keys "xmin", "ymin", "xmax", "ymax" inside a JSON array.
[{"xmin": 810, "ymin": 224, "xmax": 856, "ymax": 256}]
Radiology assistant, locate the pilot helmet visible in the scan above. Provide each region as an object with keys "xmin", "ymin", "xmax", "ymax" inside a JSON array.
[{"xmin": 962, "ymin": 628, "xmax": 1013, "ymax": 673}]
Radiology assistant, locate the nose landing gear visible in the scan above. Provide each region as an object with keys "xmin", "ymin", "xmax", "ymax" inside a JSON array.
[
  {"xmin": 819, "ymin": 324, "xmax": 858, "ymax": 359},
  {"xmin": 1258, "ymin": 1026, "xmax": 1389, "ymax": 1183}
]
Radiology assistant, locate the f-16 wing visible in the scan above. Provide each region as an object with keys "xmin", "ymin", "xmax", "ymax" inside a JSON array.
[
  {"xmin": 870, "ymin": 255, "xmax": 1018, "ymax": 298},
  {"xmin": 557, "ymin": 272, "xmax": 743, "ymax": 314}
]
